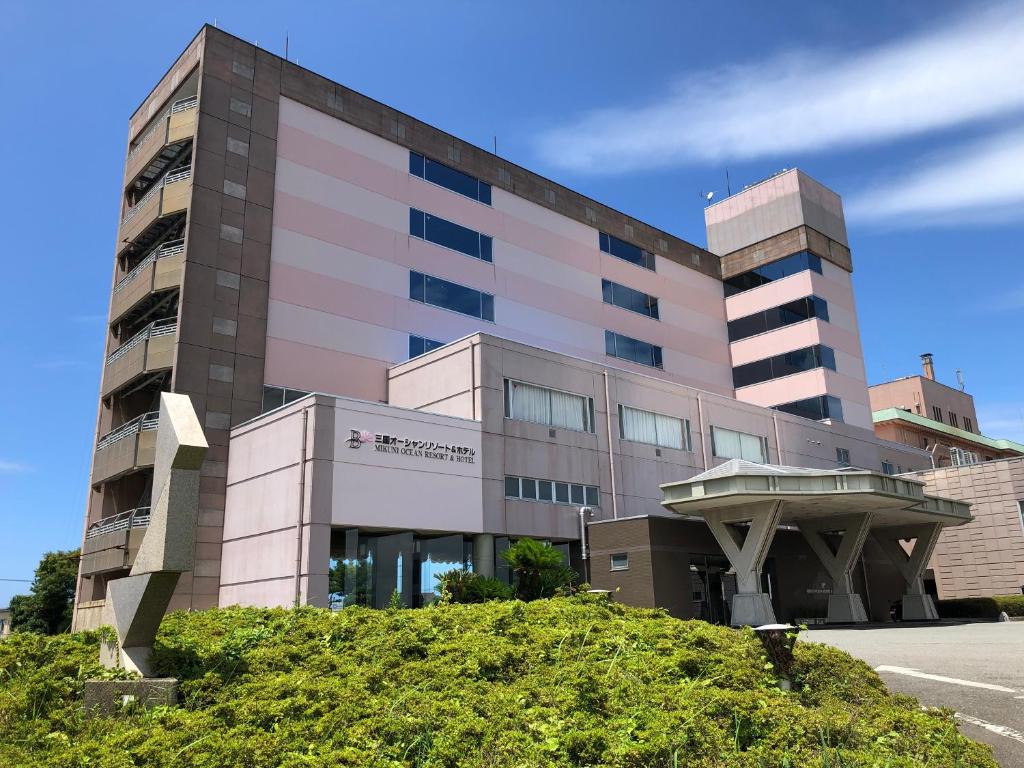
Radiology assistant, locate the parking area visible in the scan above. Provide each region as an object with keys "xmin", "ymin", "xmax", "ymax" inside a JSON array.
[{"xmin": 806, "ymin": 622, "xmax": 1024, "ymax": 768}]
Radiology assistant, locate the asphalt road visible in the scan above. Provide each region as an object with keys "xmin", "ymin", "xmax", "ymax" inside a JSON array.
[{"xmin": 807, "ymin": 622, "xmax": 1024, "ymax": 768}]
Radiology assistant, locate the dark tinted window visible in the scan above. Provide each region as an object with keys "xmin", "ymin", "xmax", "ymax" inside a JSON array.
[
  {"xmin": 605, "ymin": 330, "xmax": 663, "ymax": 369},
  {"xmin": 732, "ymin": 344, "xmax": 837, "ymax": 388},
  {"xmin": 723, "ymin": 251, "xmax": 823, "ymax": 296},
  {"xmin": 410, "ymin": 208, "xmax": 492, "ymax": 262},
  {"xmin": 409, "ymin": 151, "xmax": 491, "ymax": 204},
  {"xmin": 599, "ymin": 232, "xmax": 656, "ymax": 271},
  {"xmin": 773, "ymin": 394, "xmax": 844, "ymax": 422},
  {"xmin": 408, "ymin": 334, "xmax": 444, "ymax": 359},
  {"xmin": 601, "ymin": 279, "xmax": 659, "ymax": 319},
  {"xmin": 409, "ymin": 271, "xmax": 495, "ymax": 321}
]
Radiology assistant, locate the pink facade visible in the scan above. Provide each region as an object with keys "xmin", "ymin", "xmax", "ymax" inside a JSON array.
[
  {"xmin": 709, "ymin": 171, "xmax": 871, "ymax": 429},
  {"xmin": 265, "ymin": 98, "xmax": 734, "ymax": 404}
]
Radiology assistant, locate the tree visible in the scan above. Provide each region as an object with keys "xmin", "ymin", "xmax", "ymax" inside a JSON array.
[
  {"xmin": 9, "ymin": 550, "xmax": 79, "ymax": 635},
  {"xmin": 500, "ymin": 539, "xmax": 576, "ymax": 601}
]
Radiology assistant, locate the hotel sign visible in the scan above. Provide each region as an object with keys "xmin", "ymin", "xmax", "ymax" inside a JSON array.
[{"xmin": 348, "ymin": 429, "xmax": 476, "ymax": 464}]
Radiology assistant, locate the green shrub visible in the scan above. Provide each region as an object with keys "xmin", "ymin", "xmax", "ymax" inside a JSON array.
[
  {"xmin": 936, "ymin": 594, "xmax": 1024, "ymax": 619},
  {"xmin": 0, "ymin": 598, "xmax": 997, "ymax": 767},
  {"xmin": 436, "ymin": 569, "xmax": 514, "ymax": 603},
  {"xmin": 501, "ymin": 538, "xmax": 577, "ymax": 600}
]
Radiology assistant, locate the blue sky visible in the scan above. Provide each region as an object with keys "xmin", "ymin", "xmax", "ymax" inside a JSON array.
[{"xmin": 1, "ymin": 1, "xmax": 1021, "ymax": 603}]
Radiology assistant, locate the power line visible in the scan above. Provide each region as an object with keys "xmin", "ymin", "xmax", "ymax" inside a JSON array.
[{"xmin": 0, "ymin": 578, "xmax": 32, "ymax": 583}]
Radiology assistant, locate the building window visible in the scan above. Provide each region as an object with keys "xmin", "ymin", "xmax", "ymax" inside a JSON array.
[
  {"xmin": 618, "ymin": 404, "xmax": 691, "ymax": 451},
  {"xmin": 964, "ymin": 416, "xmax": 974, "ymax": 433},
  {"xmin": 773, "ymin": 395, "xmax": 844, "ymax": 423},
  {"xmin": 408, "ymin": 335, "xmax": 444, "ymax": 359},
  {"xmin": 932, "ymin": 406, "xmax": 943, "ymax": 422},
  {"xmin": 409, "ymin": 209, "xmax": 492, "ymax": 262},
  {"xmin": 505, "ymin": 475, "xmax": 599, "ymax": 507},
  {"xmin": 836, "ymin": 447, "xmax": 851, "ymax": 467},
  {"xmin": 711, "ymin": 426, "xmax": 768, "ymax": 463},
  {"xmin": 605, "ymin": 330, "xmax": 663, "ymax": 369},
  {"xmin": 409, "ymin": 151, "xmax": 491, "ymax": 204},
  {"xmin": 610, "ymin": 553, "xmax": 629, "ymax": 571},
  {"xmin": 950, "ymin": 447, "xmax": 979, "ymax": 466},
  {"xmin": 409, "ymin": 271, "xmax": 495, "ymax": 321},
  {"xmin": 727, "ymin": 295, "xmax": 829, "ymax": 342},
  {"xmin": 948, "ymin": 412, "xmax": 959, "ymax": 428},
  {"xmin": 599, "ymin": 232, "xmax": 656, "ymax": 271},
  {"xmin": 732, "ymin": 345, "xmax": 837, "ymax": 389},
  {"xmin": 504, "ymin": 379, "xmax": 595, "ymax": 433},
  {"xmin": 1018, "ymin": 501, "xmax": 1024, "ymax": 534},
  {"xmin": 602, "ymin": 279, "xmax": 660, "ymax": 319},
  {"xmin": 723, "ymin": 251, "xmax": 823, "ymax": 297},
  {"xmin": 262, "ymin": 385, "xmax": 311, "ymax": 412}
]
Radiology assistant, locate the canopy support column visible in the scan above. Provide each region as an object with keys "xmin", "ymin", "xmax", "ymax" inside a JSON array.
[
  {"xmin": 873, "ymin": 523, "xmax": 944, "ymax": 621},
  {"xmin": 704, "ymin": 500, "xmax": 783, "ymax": 627},
  {"xmin": 798, "ymin": 513, "xmax": 872, "ymax": 623}
]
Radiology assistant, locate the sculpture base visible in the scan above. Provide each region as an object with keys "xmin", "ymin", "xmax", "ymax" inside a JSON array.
[
  {"xmin": 826, "ymin": 593, "xmax": 869, "ymax": 624},
  {"xmin": 84, "ymin": 678, "xmax": 178, "ymax": 717},
  {"xmin": 901, "ymin": 592, "xmax": 939, "ymax": 621},
  {"xmin": 730, "ymin": 592, "xmax": 776, "ymax": 627}
]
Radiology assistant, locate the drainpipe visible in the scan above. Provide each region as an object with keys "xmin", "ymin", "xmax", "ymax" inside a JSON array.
[
  {"xmin": 771, "ymin": 411, "xmax": 783, "ymax": 464},
  {"xmin": 470, "ymin": 339, "xmax": 477, "ymax": 421},
  {"xmin": 695, "ymin": 392, "xmax": 710, "ymax": 470},
  {"xmin": 294, "ymin": 407, "xmax": 309, "ymax": 607},
  {"xmin": 578, "ymin": 506, "xmax": 594, "ymax": 581},
  {"xmin": 602, "ymin": 371, "xmax": 619, "ymax": 519}
]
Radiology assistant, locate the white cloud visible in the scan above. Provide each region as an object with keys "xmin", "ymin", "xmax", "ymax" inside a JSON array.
[
  {"xmin": 536, "ymin": 3, "xmax": 1024, "ymax": 173},
  {"xmin": 845, "ymin": 129, "xmax": 1024, "ymax": 225},
  {"xmin": 0, "ymin": 460, "xmax": 32, "ymax": 474}
]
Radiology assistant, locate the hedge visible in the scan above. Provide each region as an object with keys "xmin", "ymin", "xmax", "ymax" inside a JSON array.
[
  {"xmin": 0, "ymin": 596, "xmax": 997, "ymax": 767},
  {"xmin": 936, "ymin": 594, "xmax": 1024, "ymax": 619}
]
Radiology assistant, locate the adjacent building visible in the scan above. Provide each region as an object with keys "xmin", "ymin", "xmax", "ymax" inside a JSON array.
[
  {"xmin": 74, "ymin": 25, "xmax": 955, "ymax": 629},
  {"xmin": 870, "ymin": 353, "xmax": 1024, "ymax": 469}
]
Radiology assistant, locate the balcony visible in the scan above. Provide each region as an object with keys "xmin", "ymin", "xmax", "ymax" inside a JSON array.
[
  {"xmin": 110, "ymin": 239, "xmax": 185, "ymax": 324},
  {"xmin": 119, "ymin": 166, "xmax": 192, "ymax": 248},
  {"xmin": 79, "ymin": 507, "xmax": 150, "ymax": 576},
  {"xmin": 92, "ymin": 412, "xmax": 159, "ymax": 485},
  {"xmin": 102, "ymin": 318, "xmax": 177, "ymax": 398},
  {"xmin": 124, "ymin": 96, "xmax": 197, "ymax": 188}
]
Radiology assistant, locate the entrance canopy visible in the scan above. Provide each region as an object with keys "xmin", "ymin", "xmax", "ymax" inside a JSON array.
[{"xmin": 660, "ymin": 460, "xmax": 972, "ymax": 626}]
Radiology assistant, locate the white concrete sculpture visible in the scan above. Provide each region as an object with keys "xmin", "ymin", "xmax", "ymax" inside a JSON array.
[{"xmin": 100, "ymin": 393, "xmax": 208, "ymax": 675}]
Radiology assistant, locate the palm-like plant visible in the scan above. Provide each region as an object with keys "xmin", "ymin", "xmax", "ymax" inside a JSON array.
[{"xmin": 500, "ymin": 539, "xmax": 576, "ymax": 601}]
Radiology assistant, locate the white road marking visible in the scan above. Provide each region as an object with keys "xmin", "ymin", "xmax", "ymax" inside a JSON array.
[
  {"xmin": 955, "ymin": 713, "xmax": 1024, "ymax": 746},
  {"xmin": 874, "ymin": 665, "xmax": 1017, "ymax": 693}
]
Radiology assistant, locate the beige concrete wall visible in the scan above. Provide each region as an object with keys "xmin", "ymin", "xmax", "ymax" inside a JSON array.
[
  {"xmin": 914, "ymin": 458, "xmax": 1024, "ymax": 598},
  {"xmin": 389, "ymin": 334, "xmax": 926, "ymax": 532},
  {"xmin": 869, "ymin": 375, "xmax": 980, "ymax": 432},
  {"xmin": 221, "ymin": 394, "xmax": 483, "ymax": 608}
]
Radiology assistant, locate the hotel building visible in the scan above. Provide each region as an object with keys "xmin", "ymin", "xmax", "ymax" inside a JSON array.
[{"xmin": 74, "ymin": 25, "xmax": 966, "ymax": 630}]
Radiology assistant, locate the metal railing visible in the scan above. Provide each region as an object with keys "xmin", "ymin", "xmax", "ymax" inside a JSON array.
[
  {"xmin": 113, "ymin": 239, "xmax": 185, "ymax": 293},
  {"xmin": 122, "ymin": 167, "xmax": 191, "ymax": 223},
  {"xmin": 85, "ymin": 507, "xmax": 151, "ymax": 539},
  {"xmin": 164, "ymin": 166, "xmax": 192, "ymax": 185},
  {"xmin": 96, "ymin": 411, "xmax": 159, "ymax": 450},
  {"xmin": 170, "ymin": 95, "xmax": 198, "ymax": 114},
  {"xmin": 126, "ymin": 96, "xmax": 198, "ymax": 159},
  {"xmin": 106, "ymin": 318, "xmax": 177, "ymax": 366}
]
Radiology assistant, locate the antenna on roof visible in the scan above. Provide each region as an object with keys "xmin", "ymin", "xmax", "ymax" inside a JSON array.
[
  {"xmin": 725, "ymin": 168, "xmax": 732, "ymax": 197},
  {"xmin": 956, "ymin": 369, "xmax": 965, "ymax": 391},
  {"xmin": 699, "ymin": 190, "xmax": 715, "ymax": 207},
  {"xmin": 285, "ymin": 32, "xmax": 289, "ymax": 61},
  {"xmin": 213, "ymin": 18, "xmax": 218, "ymax": 28},
  {"xmin": 493, "ymin": 136, "xmax": 497, "ymax": 156}
]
